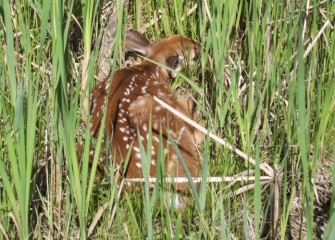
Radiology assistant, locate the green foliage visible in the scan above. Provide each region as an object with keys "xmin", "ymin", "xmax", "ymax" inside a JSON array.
[{"xmin": 0, "ymin": 0, "xmax": 334, "ymax": 239}]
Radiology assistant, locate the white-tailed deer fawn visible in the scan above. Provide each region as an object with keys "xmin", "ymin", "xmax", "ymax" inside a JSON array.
[{"xmin": 88, "ymin": 29, "xmax": 202, "ymax": 192}]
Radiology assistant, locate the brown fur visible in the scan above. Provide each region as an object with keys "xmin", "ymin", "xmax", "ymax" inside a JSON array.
[{"xmin": 87, "ymin": 29, "xmax": 202, "ymax": 191}]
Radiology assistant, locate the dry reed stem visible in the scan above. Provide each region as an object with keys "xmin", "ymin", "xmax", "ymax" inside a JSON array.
[
  {"xmin": 109, "ymin": 180, "xmax": 125, "ymax": 228},
  {"xmin": 319, "ymin": 9, "xmax": 334, "ymax": 29},
  {"xmin": 124, "ymin": 176, "xmax": 273, "ymax": 184},
  {"xmin": 302, "ymin": 0, "xmax": 310, "ymax": 40},
  {"xmin": 7, "ymin": 212, "xmax": 20, "ymax": 240},
  {"xmin": 203, "ymin": 0, "xmax": 212, "ymax": 22},
  {"xmin": 304, "ymin": 20, "xmax": 330, "ymax": 59},
  {"xmin": 87, "ymin": 179, "xmax": 125, "ymax": 237},
  {"xmin": 289, "ymin": 19, "xmax": 330, "ymax": 65},
  {"xmin": 270, "ymin": 166, "xmax": 282, "ymax": 239},
  {"xmin": 0, "ymin": 219, "xmax": 9, "ymax": 240},
  {"xmin": 87, "ymin": 202, "xmax": 109, "ymax": 237},
  {"xmin": 232, "ymin": 180, "xmax": 272, "ymax": 196}
]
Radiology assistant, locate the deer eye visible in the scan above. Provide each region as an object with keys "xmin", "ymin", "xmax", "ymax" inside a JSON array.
[
  {"xmin": 173, "ymin": 60, "xmax": 179, "ymax": 69},
  {"xmin": 166, "ymin": 55, "xmax": 180, "ymax": 69}
]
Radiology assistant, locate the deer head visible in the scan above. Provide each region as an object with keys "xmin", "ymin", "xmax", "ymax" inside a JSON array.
[{"xmin": 125, "ymin": 29, "xmax": 200, "ymax": 78}]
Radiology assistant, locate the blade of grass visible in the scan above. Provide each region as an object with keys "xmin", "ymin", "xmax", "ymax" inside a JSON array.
[
  {"xmin": 297, "ymin": 12, "xmax": 313, "ymax": 239},
  {"xmin": 2, "ymin": 0, "xmax": 16, "ymax": 103}
]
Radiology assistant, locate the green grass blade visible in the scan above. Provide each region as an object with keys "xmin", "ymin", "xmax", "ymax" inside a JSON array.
[{"xmin": 2, "ymin": 0, "xmax": 16, "ymax": 103}]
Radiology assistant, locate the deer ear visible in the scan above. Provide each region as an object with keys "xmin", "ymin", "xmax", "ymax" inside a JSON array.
[{"xmin": 125, "ymin": 29, "xmax": 152, "ymax": 56}]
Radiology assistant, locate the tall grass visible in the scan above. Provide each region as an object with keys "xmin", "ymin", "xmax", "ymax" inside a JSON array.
[{"xmin": 0, "ymin": 0, "xmax": 334, "ymax": 239}]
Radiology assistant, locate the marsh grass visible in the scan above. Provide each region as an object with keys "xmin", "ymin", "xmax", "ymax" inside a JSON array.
[{"xmin": 0, "ymin": 0, "xmax": 334, "ymax": 239}]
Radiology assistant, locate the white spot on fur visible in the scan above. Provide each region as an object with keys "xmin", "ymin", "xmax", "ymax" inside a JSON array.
[
  {"xmin": 136, "ymin": 162, "xmax": 142, "ymax": 168},
  {"xmin": 151, "ymin": 160, "xmax": 156, "ymax": 166},
  {"xmin": 153, "ymin": 136, "xmax": 159, "ymax": 142},
  {"xmin": 123, "ymin": 136, "xmax": 128, "ymax": 141},
  {"xmin": 136, "ymin": 97, "xmax": 146, "ymax": 106},
  {"xmin": 142, "ymin": 124, "xmax": 147, "ymax": 132},
  {"xmin": 126, "ymin": 144, "xmax": 130, "ymax": 149},
  {"xmin": 158, "ymin": 90, "xmax": 165, "ymax": 98},
  {"xmin": 170, "ymin": 131, "xmax": 177, "ymax": 138},
  {"xmin": 141, "ymin": 86, "xmax": 147, "ymax": 94},
  {"xmin": 120, "ymin": 127, "xmax": 126, "ymax": 132},
  {"xmin": 135, "ymin": 153, "xmax": 141, "ymax": 159},
  {"xmin": 155, "ymin": 106, "xmax": 161, "ymax": 111},
  {"xmin": 153, "ymin": 122, "xmax": 159, "ymax": 129},
  {"xmin": 134, "ymin": 146, "xmax": 140, "ymax": 152}
]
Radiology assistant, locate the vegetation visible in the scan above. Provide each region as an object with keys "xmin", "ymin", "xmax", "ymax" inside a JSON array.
[{"xmin": 0, "ymin": 0, "xmax": 334, "ymax": 239}]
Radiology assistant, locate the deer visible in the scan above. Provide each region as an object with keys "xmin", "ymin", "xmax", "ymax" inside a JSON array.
[{"xmin": 86, "ymin": 29, "xmax": 203, "ymax": 204}]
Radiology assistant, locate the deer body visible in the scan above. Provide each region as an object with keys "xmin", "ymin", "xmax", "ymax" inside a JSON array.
[{"xmin": 89, "ymin": 30, "xmax": 202, "ymax": 191}]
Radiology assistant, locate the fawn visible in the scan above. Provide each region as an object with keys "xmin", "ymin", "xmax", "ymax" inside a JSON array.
[{"xmin": 88, "ymin": 29, "xmax": 203, "ymax": 194}]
